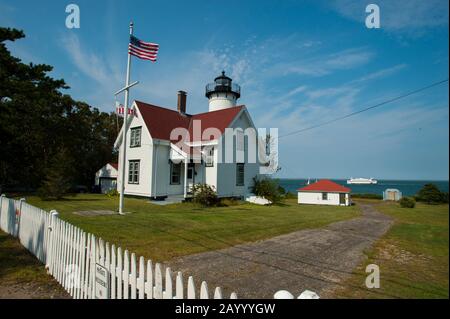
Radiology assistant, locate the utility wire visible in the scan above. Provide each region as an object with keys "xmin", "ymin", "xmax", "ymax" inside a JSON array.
[{"xmin": 279, "ymin": 79, "xmax": 449, "ymax": 139}]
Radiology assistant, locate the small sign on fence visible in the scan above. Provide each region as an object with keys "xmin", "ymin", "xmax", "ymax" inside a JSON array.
[{"xmin": 95, "ymin": 263, "xmax": 110, "ymax": 299}]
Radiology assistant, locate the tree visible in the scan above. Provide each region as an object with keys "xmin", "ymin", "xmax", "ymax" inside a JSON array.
[
  {"xmin": 38, "ymin": 148, "xmax": 74, "ymax": 200},
  {"xmin": 416, "ymin": 184, "xmax": 447, "ymax": 204},
  {"xmin": 0, "ymin": 27, "xmax": 118, "ymax": 192},
  {"xmin": 251, "ymin": 177, "xmax": 283, "ymax": 204}
]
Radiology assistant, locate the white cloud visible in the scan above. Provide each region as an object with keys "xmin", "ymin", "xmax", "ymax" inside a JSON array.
[
  {"xmin": 61, "ymin": 33, "xmax": 117, "ymax": 84},
  {"xmin": 349, "ymin": 64, "xmax": 408, "ymax": 84},
  {"xmin": 266, "ymin": 47, "xmax": 374, "ymax": 77},
  {"xmin": 60, "ymin": 33, "xmax": 122, "ymax": 110}
]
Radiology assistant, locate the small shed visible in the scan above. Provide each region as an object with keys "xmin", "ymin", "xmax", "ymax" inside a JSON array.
[
  {"xmin": 297, "ymin": 179, "xmax": 351, "ymax": 206},
  {"xmin": 95, "ymin": 163, "xmax": 118, "ymax": 194},
  {"xmin": 383, "ymin": 188, "xmax": 402, "ymax": 201}
]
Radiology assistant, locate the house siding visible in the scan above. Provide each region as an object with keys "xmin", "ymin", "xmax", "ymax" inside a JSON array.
[
  {"xmin": 117, "ymin": 114, "xmax": 153, "ymax": 197},
  {"xmin": 297, "ymin": 192, "xmax": 350, "ymax": 206},
  {"xmin": 215, "ymin": 111, "xmax": 259, "ymax": 198}
]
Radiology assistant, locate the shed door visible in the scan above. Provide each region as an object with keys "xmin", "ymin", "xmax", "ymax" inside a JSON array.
[
  {"xmin": 339, "ymin": 193, "xmax": 346, "ymax": 205},
  {"xmin": 387, "ymin": 191, "xmax": 395, "ymax": 200},
  {"xmin": 100, "ymin": 178, "xmax": 116, "ymax": 194}
]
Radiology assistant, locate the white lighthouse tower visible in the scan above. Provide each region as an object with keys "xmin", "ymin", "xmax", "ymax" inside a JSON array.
[{"xmin": 205, "ymin": 71, "xmax": 241, "ymax": 112}]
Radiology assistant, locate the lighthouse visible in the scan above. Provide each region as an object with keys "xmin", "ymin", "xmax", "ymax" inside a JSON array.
[{"xmin": 205, "ymin": 71, "xmax": 241, "ymax": 112}]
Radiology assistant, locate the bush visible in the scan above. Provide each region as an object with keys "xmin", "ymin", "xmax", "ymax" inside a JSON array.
[
  {"xmin": 416, "ymin": 184, "xmax": 447, "ymax": 204},
  {"xmin": 106, "ymin": 189, "xmax": 119, "ymax": 197},
  {"xmin": 399, "ymin": 196, "xmax": 416, "ymax": 208},
  {"xmin": 251, "ymin": 177, "xmax": 282, "ymax": 204},
  {"xmin": 192, "ymin": 184, "xmax": 219, "ymax": 207}
]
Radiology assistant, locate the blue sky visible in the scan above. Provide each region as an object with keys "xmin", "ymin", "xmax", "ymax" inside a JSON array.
[{"xmin": 1, "ymin": 0, "xmax": 449, "ymax": 180}]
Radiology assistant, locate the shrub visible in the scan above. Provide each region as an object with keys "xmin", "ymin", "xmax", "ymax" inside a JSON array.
[
  {"xmin": 416, "ymin": 184, "xmax": 447, "ymax": 204},
  {"xmin": 192, "ymin": 184, "xmax": 219, "ymax": 207},
  {"xmin": 251, "ymin": 177, "xmax": 282, "ymax": 204},
  {"xmin": 399, "ymin": 196, "xmax": 416, "ymax": 208},
  {"xmin": 106, "ymin": 189, "xmax": 119, "ymax": 197}
]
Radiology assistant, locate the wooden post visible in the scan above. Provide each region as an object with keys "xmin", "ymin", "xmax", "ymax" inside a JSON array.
[
  {"xmin": 0, "ymin": 194, "xmax": 5, "ymax": 225},
  {"xmin": 15, "ymin": 197, "xmax": 25, "ymax": 238},
  {"xmin": 184, "ymin": 160, "xmax": 188, "ymax": 198}
]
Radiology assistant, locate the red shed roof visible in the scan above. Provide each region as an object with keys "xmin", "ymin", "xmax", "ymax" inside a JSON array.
[
  {"xmin": 298, "ymin": 179, "xmax": 351, "ymax": 193},
  {"xmin": 109, "ymin": 163, "xmax": 118, "ymax": 170},
  {"xmin": 135, "ymin": 101, "xmax": 244, "ymax": 142}
]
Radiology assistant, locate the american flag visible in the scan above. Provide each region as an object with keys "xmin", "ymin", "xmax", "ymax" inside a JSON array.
[
  {"xmin": 116, "ymin": 104, "xmax": 135, "ymax": 116},
  {"xmin": 128, "ymin": 35, "xmax": 159, "ymax": 62}
]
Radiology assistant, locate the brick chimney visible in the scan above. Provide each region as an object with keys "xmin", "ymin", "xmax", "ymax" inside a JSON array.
[{"xmin": 177, "ymin": 91, "xmax": 187, "ymax": 114}]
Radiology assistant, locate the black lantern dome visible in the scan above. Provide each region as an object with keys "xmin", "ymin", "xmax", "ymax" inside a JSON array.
[{"xmin": 205, "ymin": 71, "xmax": 241, "ymax": 99}]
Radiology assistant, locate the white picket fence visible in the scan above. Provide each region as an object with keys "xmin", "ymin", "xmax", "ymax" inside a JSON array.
[{"xmin": 0, "ymin": 195, "xmax": 238, "ymax": 299}]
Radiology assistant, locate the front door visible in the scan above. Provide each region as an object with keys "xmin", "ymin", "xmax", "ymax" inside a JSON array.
[{"xmin": 339, "ymin": 193, "xmax": 346, "ymax": 205}]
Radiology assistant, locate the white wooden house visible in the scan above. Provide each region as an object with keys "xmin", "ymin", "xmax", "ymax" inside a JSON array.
[
  {"xmin": 297, "ymin": 179, "xmax": 351, "ymax": 206},
  {"xmin": 113, "ymin": 72, "xmax": 261, "ymax": 200},
  {"xmin": 95, "ymin": 163, "xmax": 118, "ymax": 193}
]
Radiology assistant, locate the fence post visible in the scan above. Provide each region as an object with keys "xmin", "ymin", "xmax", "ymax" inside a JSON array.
[
  {"xmin": 16, "ymin": 197, "xmax": 25, "ymax": 238},
  {"xmin": 298, "ymin": 290, "xmax": 320, "ymax": 299},
  {"xmin": 0, "ymin": 194, "xmax": 5, "ymax": 221},
  {"xmin": 46, "ymin": 210, "xmax": 59, "ymax": 273},
  {"xmin": 273, "ymin": 290, "xmax": 294, "ymax": 299}
]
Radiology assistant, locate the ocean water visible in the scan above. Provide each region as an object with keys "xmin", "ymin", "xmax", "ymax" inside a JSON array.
[{"xmin": 278, "ymin": 179, "xmax": 449, "ymax": 196}]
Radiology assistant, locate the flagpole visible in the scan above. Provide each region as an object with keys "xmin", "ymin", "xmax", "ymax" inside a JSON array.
[{"xmin": 119, "ymin": 21, "xmax": 133, "ymax": 215}]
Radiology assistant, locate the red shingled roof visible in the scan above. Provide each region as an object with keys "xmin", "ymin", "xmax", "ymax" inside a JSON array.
[
  {"xmin": 135, "ymin": 101, "xmax": 244, "ymax": 142},
  {"xmin": 109, "ymin": 163, "xmax": 118, "ymax": 170},
  {"xmin": 298, "ymin": 179, "xmax": 351, "ymax": 193}
]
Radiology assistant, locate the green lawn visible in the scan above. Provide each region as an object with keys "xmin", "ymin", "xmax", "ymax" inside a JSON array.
[
  {"xmin": 21, "ymin": 194, "xmax": 359, "ymax": 262},
  {"xmin": 0, "ymin": 230, "xmax": 51, "ymax": 284},
  {"xmin": 337, "ymin": 200, "xmax": 449, "ymax": 299}
]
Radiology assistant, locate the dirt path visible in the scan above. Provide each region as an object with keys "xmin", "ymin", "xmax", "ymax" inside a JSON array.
[{"xmin": 168, "ymin": 203, "xmax": 393, "ymax": 298}]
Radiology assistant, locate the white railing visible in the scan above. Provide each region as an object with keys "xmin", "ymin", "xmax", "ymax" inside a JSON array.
[{"xmin": 0, "ymin": 195, "xmax": 238, "ymax": 299}]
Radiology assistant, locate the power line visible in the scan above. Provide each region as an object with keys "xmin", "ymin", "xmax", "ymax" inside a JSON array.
[{"xmin": 279, "ymin": 78, "xmax": 449, "ymax": 139}]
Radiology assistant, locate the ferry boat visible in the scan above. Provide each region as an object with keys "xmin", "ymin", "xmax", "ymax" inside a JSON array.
[{"xmin": 347, "ymin": 177, "xmax": 378, "ymax": 185}]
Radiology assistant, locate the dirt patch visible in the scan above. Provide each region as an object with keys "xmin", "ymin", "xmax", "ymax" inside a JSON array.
[
  {"xmin": 167, "ymin": 203, "xmax": 393, "ymax": 299},
  {"xmin": 73, "ymin": 210, "xmax": 118, "ymax": 216},
  {"xmin": 0, "ymin": 281, "xmax": 70, "ymax": 299},
  {"xmin": 0, "ymin": 231, "xmax": 70, "ymax": 299}
]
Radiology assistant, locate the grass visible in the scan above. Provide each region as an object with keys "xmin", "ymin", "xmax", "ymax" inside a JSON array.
[
  {"xmin": 0, "ymin": 230, "xmax": 54, "ymax": 284},
  {"xmin": 336, "ymin": 200, "xmax": 449, "ymax": 299},
  {"xmin": 19, "ymin": 194, "xmax": 360, "ymax": 262}
]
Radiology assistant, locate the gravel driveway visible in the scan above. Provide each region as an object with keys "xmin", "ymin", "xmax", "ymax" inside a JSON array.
[{"xmin": 167, "ymin": 203, "xmax": 393, "ymax": 299}]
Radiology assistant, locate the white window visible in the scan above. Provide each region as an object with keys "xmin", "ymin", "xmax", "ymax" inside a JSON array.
[
  {"xmin": 236, "ymin": 163, "xmax": 244, "ymax": 186},
  {"xmin": 128, "ymin": 160, "xmax": 140, "ymax": 184},
  {"xmin": 236, "ymin": 130, "xmax": 244, "ymax": 151},
  {"xmin": 236, "ymin": 130, "xmax": 245, "ymax": 163},
  {"xmin": 130, "ymin": 127, "xmax": 142, "ymax": 147},
  {"xmin": 205, "ymin": 148, "xmax": 214, "ymax": 167},
  {"xmin": 170, "ymin": 162, "xmax": 181, "ymax": 185}
]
